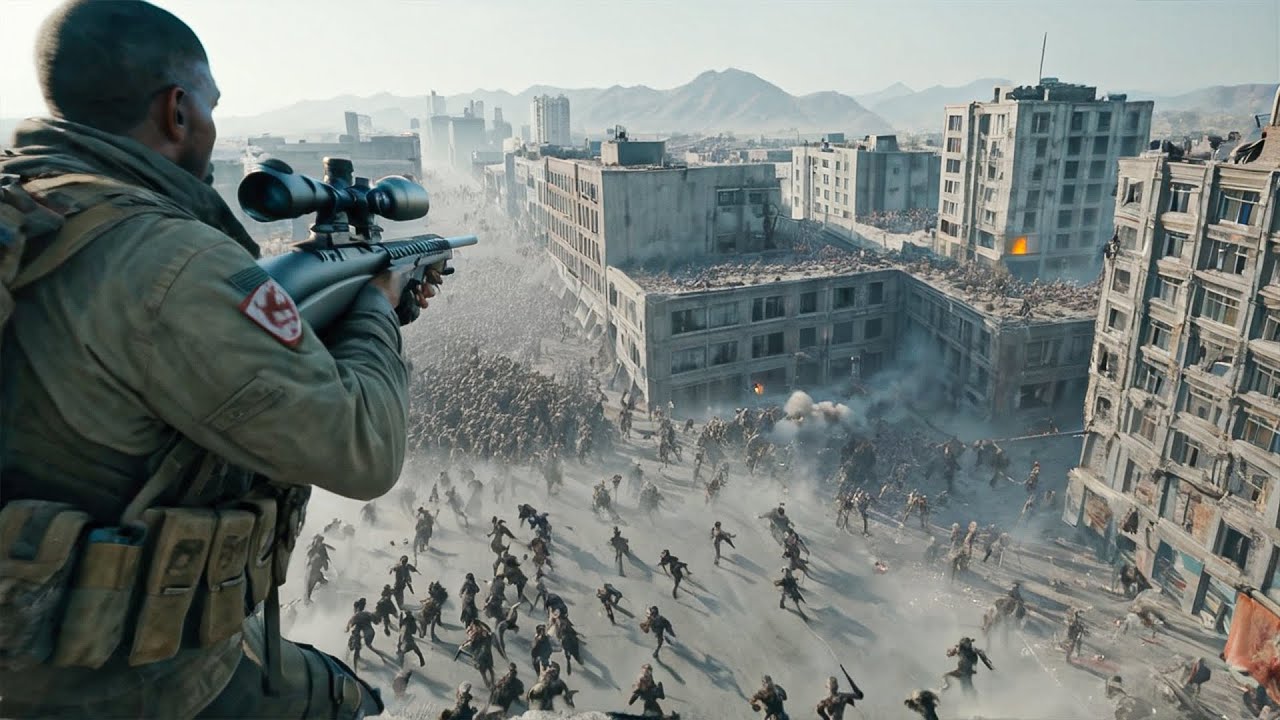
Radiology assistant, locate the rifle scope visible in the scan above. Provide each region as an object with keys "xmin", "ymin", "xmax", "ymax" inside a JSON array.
[{"xmin": 238, "ymin": 157, "xmax": 429, "ymax": 223}]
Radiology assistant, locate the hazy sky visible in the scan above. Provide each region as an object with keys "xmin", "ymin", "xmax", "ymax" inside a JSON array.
[{"xmin": 2, "ymin": 0, "xmax": 1277, "ymax": 119}]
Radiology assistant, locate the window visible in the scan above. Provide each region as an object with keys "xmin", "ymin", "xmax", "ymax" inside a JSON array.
[
  {"xmin": 1249, "ymin": 361, "xmax": 1280, "ymax": 399},
  {"xmin": 864, "ymin": 317, "xmax": 883, "ymax": 339},
  {"xmin": 821, "ymin": 159, "xmax": 829, "ymax": 168},
  {"xmin": 945, "ymin": 158, "xmax": 961, "ymax": 173},
  {"xmin": 1096, "ymin": 111, "xmax": 1112, "ymax": 131},
  {"xmin": 1181, "ymin": 386, "xmax": 1222, "ymax": 424},
  {"xmin": 1198, "ymin": 288, "xmax": 1241, "ymax": 326},
  {"xmin": 1201, "ymin": 238, "xmax": 1248, "ymax": 274},
  {"xmin": 1056, "ymin": 233, "xmax": 1071, "ymax": 249},
  {"xmin": 671, "ymin": 308, "xmax": 706, "ymax": 335},
  {"xmin": 1263, "ymin": 308, "xmax": 1280, "ymax": 342},
  {"xmin": 1083, "ymin": 208, "xmax": 1099, "ymax": 225},
  {"xmin": 1107, "ymin": 306, "xmax": 1129, "ymax": 332},
  {"xmin": 940, "ymin": 219, "xmax": 961, "ymax": 237},
  {"xmin": 717, "ymin": 190, "xmax": 739, "ymax": 206},
  {"xmin": 833, "ymin": 286, "xmax": 858, "ymax": 309},
  {"xmin": 1060, "ymin": 185, "xmax": 1076, "ymax": 203},
  {"xmin": 1152, "ymin": 317, "xmax": 1172, "ymax": 348},
  {"xmin": 751, "ymin": 296, "xmax": 785, "ymax": 322},
  {"xmin": 710, "ymin": 340, "xmax": 738, "ymax": 366},
  {"xmin": 862, "ymin": 352, "xmax": 883, "ymax": 376},
  {"xmin": 1086, "ymin": 184, "xmax": 1103, "ymax": 202},
  {"xmin": 1023, "ymin": 211, "xmax": 1038, "ymax": 230},
  {"xmin": 947, "ymin": 115, "xmax": 962, "ymax": 131},
  {"xmin": 1026, "ymin": 339, "xmax": 1057, "ymax": 368},
  {"xmin": 1035, "ymin": 138, "xmax": 1048, "ymax": 157},
  {"xmin": 1170, "ymin": 431, "xmax": 1203, "ymax": 468},
  {"xmin": 1070, "ymin": 111, "xmax": 1085, "ymax": 131},
  {"xmin": 1032, "ymin": 112, "xmax": 1051, "ymax": 133},
  {"xmin": 1117, "ymin": 225, "xmax": 1139, "ymax": 250},
  {"xmin": 1241, "ymin": 412, "xmax": 1280, "ymax": 453},
  {"xmin": 1152, "ymin": 275, "xmax": 1182, "ymax": 305},
  {"xmin": 1168, "ymin": 183, "xmax": 1194, "ymax": 213},
  {"xmin": 750, "ymin": 332, "xmax": 785, "ymax": 358},
  {"xmin": 1064, "ymin": 161, "xmax": 1079, "ymax": 179},
  {"xmin": 946, "ymin": 138, "xmax": 962, "ymax": 153},
  {"xmin": 1162, "ymin": 232, "xmax": 1187, "ymax": 259},
  {"xmin": 1068, "ymin": 137, "xmax": 1082, "ymax": 155},
  {"xmin": 1135, "ymin": 359, "xmax": 1167, "ymax": 396},
  {"xmin": 798, "ymin": 327, "xmax": 817, "ymax": 348},
  {"xmin": 1111, "ymin": 268, "xmax": 1131, "ymax": 293},
  {"xmin": 977, "ymin": 329, "xmax": 992, "ymax": 357},
  {"xmin": 708, "ymin": 302, "xmax": 739, "ymax": 328},
  {"xmin": 798, "ymin": 292, "xmax": 817, "ymax": 314},
  {"xmin": 978, "ymin": 231, "xmax": 995, "ymax": 248},
  {"xmin": 1089, "ymin": 160, "xmax": 1107, "ymax": 178},
  {"xmin": 832, "ymin": 322, "xmax": 854, "ymax": 344},
  {"xmin": 1093, "ymin": 136, "xmax": 1110, "ymax": 155},
  {"xmin": 748, "ymin": 190, "xmax": 765, "ymax": 205},
  {"xmin": 943, "ymin": 179, "xmax": 960, "ymax": 195},
  {"xmin": 671, "ymin": 347, "xmax": 706, "ymax": 375},
  {"xmin": 1123, "ymin": 181, "xmax": 1143, "ymax": 205},
  {"xmin": 1130, "ymin": 406, "xmax": 1158, "ymax": 442},
  {"xmin": 1217, "ymin": 189, "xmax": 1260, "ymax": 226},
  {"xmin": 1019, "ymin": 382, "xmax": 1051, "ymax": 409},
  {"xmin": 942, "ymin": 200, "xmax": 958, "ymax": 215},
  {"xmin": 868, "ymin": 282, "xmax": 884, "ymax": 305},
  {"xmin": 1216, "ymin": 525, "xmax": 1252, "ymax": 570}
]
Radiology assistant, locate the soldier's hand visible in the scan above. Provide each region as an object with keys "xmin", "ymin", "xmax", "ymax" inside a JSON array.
[{"xmin": 370, "ymin": 266, "xmax": 442, "ymax": 324}]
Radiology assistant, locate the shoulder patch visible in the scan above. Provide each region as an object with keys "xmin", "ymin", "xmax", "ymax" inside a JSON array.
[
  {"xmin": 229, "ymin": 265, "xmax": 271, "ymax": 294},
  {"xmin": 239, "ymin": 278, "xmax": 303, "ymax": 348}
]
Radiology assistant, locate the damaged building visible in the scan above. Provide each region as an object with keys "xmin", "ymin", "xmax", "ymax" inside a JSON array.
[
  {"xmin": 1066, "ymin": 93, "xmax": 1280, "ymax": 632},
  {"xmin": 606, "ymin": 250, "xmax": 1094, "ymax": 426}
]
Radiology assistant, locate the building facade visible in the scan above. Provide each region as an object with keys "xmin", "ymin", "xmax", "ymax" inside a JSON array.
[
  {"xmin": 607, "ymin": 262, "xmax": 1092, "ymax": 421},
  {"xmin": 531, "ymin": 94, "xmax": 572, "ymax": 147},
  {"xmin": 1066, "ymin": 139, "xmax": 1280, "ymax": 630},
  {"xmin": 790, "ymin": 135, "xmax": 940, "ymax": 231},
  {"xmin": 935, "ymin": 79, "xmax": 1153, "ymax": 281},
  {"xmin": 448, "ymin": 116, "xmax": 486, "ymax": 173}
]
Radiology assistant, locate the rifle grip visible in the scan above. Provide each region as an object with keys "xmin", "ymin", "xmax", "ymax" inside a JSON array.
[{"xmin": 395, "ymin": 278, "xmax": 422, "ymax": 326}]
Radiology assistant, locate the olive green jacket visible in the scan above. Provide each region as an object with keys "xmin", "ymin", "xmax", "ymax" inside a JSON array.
[{"xmin": 0, "ymin": 118, "xmax": 409, "ymax": 717}]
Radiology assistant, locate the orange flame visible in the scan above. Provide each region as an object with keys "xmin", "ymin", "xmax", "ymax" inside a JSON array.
[
  {"xmin": 1010, "ymin": 237, "xmax": 1028, "ymax": 255},
  {"xmin": 753, "ymin": 382, "xmax": 765, "ymax": 396}
]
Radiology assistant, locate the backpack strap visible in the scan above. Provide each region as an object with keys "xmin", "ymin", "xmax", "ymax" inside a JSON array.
[{"xmin": 11, "ymin": 173, "xmax": 161, "ymax": 291}]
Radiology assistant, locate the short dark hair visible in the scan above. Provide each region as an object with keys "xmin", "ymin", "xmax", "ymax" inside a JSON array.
[{"xmin": 35, "ymin": 0, "xmax": 209, "ymax": 134}]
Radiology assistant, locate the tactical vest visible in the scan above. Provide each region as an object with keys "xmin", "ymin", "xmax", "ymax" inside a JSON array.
[{"xmin": 0, "ymin": 173, "xmax": 307, "ymax": 675}]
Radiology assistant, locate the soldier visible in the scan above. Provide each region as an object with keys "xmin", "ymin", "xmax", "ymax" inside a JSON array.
[
  {"xmin": 397, "ymin": 610, "xmax": 425, "ymax": 668},
  {"xmin": 530, "ymin": 624, "xmax": 554, "ymax": 675},
  {"xmin": 490, "ymin": 663, "xmax": 526, "ymax": 716},
  {"xmin": 941, "ymin": 636, "xmax": 994, "ymax": 695},
  {"xmin": 361, "ymin": 502, "xmax": 378, "ymax": 526},
  {"xmin": 1064, "ymin": 608, "xmax": 1086, "ymax": 662},
  {"xmin": 611, "ymin": 526, "xmax": 633, "ymax": 576},
  {"xmin": 418, "ymin": 581, "xmax": 448, "ymax": 642},
  {"xmin": 346, "ymin": 598, "xmax": 378, "ymax": 674},
  {"xmin": 374, "ymin": 585, "xmax": 400, "ymax": 636},
  {"xmin": 454, "ymin": 618, "xmax": 497, "ymax": 688},
  {"xmin": 445, "ymin": 486, "xmax": 470, "ymax": 529},
  {"xmin": 759, "ymin": 503, "xmax": 794, "ymax": 545},
  {"xmin": 460, "ymin": 571, "xmax": 481, "ymax": 599},
  {"xmin": 414, "ymin": 506, "xmax": 436, "ymax": 556},
  {"xmin": 640, "ymin": 606, "xmax": 677, "ymax": 660},
  {"xmin": 658, "ymin": 549, "xmax": 691, "ymax": 598},
  {"xmin": 597, "ymin": 583, "xmax": 624, "ymax": 624},
  {"xmin": 549, "ymin": 608, "xmax": 583, "ymax": 675},
  {"xmin": 815, "ymin": 672, "xmax": 864, "ymax": 720},
  {"xmin": 440, "ymin": 682, "xmax": 478, "ymax": 720},
  {"xmin": 749, "ymin": 675, "xmax": 789, "ymax": 720},
  {"xmin": 488, "ymin": 515, "xmax": 515, "ymax": 550},
  {"xmin": 304, "ymin": 534, "xmax": 334, "ymax": 604},
  {"xmin": 775, "ymin": 567, "xmax": 806, "ymax": 618},
  {"xmin": 391, "ymin": 554, "xmax": 420, "ymax": 610},
  {"xmin": 526, "ymin": 661, "xmax": 577, "ymax": 711},
  {"xmin": 496, "ymin": 552, "xmax": 529, "ymax": 604},
  {"xmin": 903, "ymin": 689, "xmax": 942, "ymax": 720},
  {"xmin": 989, "ymin": 445, "xmax": 1010, "ymax": 488},
  {"xmin": 711, "ymin": 521, "xmax": 736, "ymax": 565},
  {"xmin": 529, "ymin": 534, "xmax": 554, "ymax": 573},
  {"xmin": 629, "ymin": 663, "xmax": 667, "ymax": 716}
]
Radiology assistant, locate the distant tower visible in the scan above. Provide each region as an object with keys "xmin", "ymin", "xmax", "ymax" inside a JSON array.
[{"xmin": 530, "ymin": 94, "xmax": 571, "ymax": 146}]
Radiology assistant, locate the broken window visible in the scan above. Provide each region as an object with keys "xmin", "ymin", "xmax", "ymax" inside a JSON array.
[
  {"xmin": 1111, "ymin": 268, "xmax": 1131, "ymax": 293},
  {"xmin": 670, "ymin": 308, "xmax": 707, "ymax": 335},
  {"xmin": 1227, "ymin": 459, "xmax": 1270, "ymax": 507},
  {"xmin": 833, "ymin": 286, "xmax": 858, "ymax": 309},
  {"xmin": 1129, "ymin": 406, "xmax": 1158, "ymax": 442},
  {"xmin": 1107, "ymin": 306, "xmax": 1129, "ymax": 332},
  {"xmin": 1262, "ymin": 308, "xmax": 1280, "ymax": 342},
  {"xmin": 1241, "ymin": 412, "xmax": 1280, "ymax": 453},
  {"xmin": 1180, "ymin": 386, "xmax": 1222, "ymax": 424},
  {"xmin": 1215, "ymin": 524, "xmax": 1251, "ymax": 570},
  {"xmin": 1249, "ymin": 361, "xmax": 1280, "ymax": 399},
  {"xmin": 798, "ymin": 292, "xmax": 818, "ymax": 315},
  {"xmin": 1135, "ymin": 359, "xmax": 1167, "ymax": 397},
  {"xmin": 1094, "ymin": 395, "xmax": 1113, "ymax": 421},
  {"xmin": 1123, "ymin": 181, "xmax": 1143, "ymax": 205},
  {"xmin": 1200, "ymin": 239, "xmax": 1248, "ymax": 275},
  {"xmin": 1217, "ymin": 189, "xmax": 1260, "ymax": 226},
  {"xmin": 1018, "ymin": 382, "xmax": 1051, "ymax": 409},
  {"xmin": 1170, "ymin": 431, "xmax": 1203, "ymax": 468}
]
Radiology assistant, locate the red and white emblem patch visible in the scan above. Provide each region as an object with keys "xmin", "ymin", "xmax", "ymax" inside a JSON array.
[{"xmin": 239, "ymin": 279, "xmax": 303, "ymax": 348}]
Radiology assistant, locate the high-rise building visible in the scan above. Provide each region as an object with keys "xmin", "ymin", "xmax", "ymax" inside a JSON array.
[
  {"xmin": 1066, "ymin": 94, "xmax": 1280, "ymax": 631},
  {"xmin": 428, "ymin": 90, "xmax": 447, "ymax": 117},
  {"xmin": 491, "ymin": 106, "xmax": 513, "ymax": 144},
  {"xmin": 448, "ymin": 116, "xmax": 486, "ymax": 173},
  {"xmin": 936, "ymin": 79, "xmax": 1153, "ymax": 280},
  {"xmin": 790, "ymin": 135, "xmax": 940, "ymax": 232},
  {"xmin": 530, "ymin": 94, "xmax": 572, "ymax": 147}
]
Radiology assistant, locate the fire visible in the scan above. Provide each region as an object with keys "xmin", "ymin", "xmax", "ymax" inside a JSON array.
[
  {"xmin": 1010, "ymin": 236, "xmax": 1028, "ymax": 255},
  {"xmin": 752, "ymin": 382, "xmax": 765, "ymax": 396}
]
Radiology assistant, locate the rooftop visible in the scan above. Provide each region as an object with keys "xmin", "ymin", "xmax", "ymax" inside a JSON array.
[{"xmin": 623, "ymin": 241, "xmax": 1099, "ymax": 322}]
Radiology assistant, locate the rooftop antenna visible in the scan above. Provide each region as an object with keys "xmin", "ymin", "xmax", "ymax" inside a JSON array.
[{"xmin": 1037, "ymin": 32, "xmax": 1047, "ymax": 83}]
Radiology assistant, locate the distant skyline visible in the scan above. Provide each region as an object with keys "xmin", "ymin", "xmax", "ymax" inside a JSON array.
[{"xmin": 2, "ymin": 0, "xmax": 1278, "ymax": 120}]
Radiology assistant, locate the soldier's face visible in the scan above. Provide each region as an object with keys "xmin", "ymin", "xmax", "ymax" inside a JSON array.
[{"xmin": 175, "ymin": 62, "xmax": 220, "ymax": 181}]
